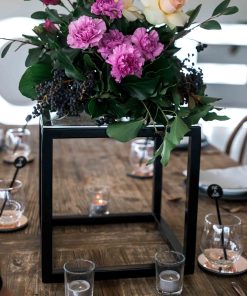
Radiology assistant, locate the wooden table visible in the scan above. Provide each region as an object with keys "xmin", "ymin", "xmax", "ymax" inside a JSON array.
[{"xmin": 0, "ymin": 124, "xmax": 246, "ymax": 295}]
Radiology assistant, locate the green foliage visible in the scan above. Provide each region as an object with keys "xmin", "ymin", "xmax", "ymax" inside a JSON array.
[
  {"xmin": 0, "ymin": 0, "xmax": 239, "ymax": 166},
  {"xmin": 19, "ymin": 63, "xmax": 52, "ymax": 99}
]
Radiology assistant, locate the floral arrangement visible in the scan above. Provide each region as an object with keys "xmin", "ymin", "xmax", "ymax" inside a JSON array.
[{"xmin": 1, "ymin": 0, "xmax": 238, "ymax": 165}]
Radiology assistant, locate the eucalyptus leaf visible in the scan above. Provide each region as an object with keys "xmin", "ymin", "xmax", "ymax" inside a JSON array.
[
  {"xmin": 200, "ymin": 20, "xmax": 221, "ymax": 30},
  {"xmin": 212, "ymin": 0, "xmax": 230, "ymax": 16},
  {"xmin": 106, "ymin": 119, "xmax": 145, "ymax": 142},
  {"xmin": 0, "ymin": 41, "xmax": 14, "ymax": 58},
  {"xmin": 222, "ymin": 6, "xmax": 239, "ymax": 15},
  {"xmin": 31, "ymin": 11, "xmax": 48, "ymax": 19},
  {"xmin": 19, "ymin": 63, "xmax": 52, "ymax": 99},
  {"xmin": 186, "ymin": 4, "xmax": 202, "ymax": 27}
]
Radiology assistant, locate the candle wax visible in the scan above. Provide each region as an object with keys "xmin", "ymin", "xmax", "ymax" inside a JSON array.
[{"xmin": 159, "ymin": 270, "xmax": 180, "ymax": 293}]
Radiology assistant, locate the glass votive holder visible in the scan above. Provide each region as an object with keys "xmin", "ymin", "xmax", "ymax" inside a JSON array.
[
  {"xmin": 155, "ymin": 250, "xmax": 185, "ymax": 295},
  {"xmin": 64, "ymin": 258, "xmax": 95, "ymax": 296},
  {"xmin": 4, "ymin": 128, "xmax": 31, "ymax": 161},
  {"xmin": 86, "ymin": 186, "xmax": 110, "ymax": 217},
  {"xmin": 0, "ymin": 179, "xmax": 24, "ymax": 227},
  {"xmin": 129, "ymin": 138, "xmax": 154, "ymax": 178}
]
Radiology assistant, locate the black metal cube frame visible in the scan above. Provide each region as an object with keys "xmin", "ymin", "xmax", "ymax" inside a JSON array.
[{"xmin": 39, "ymin": 115, "xmax": 201, "ymax": 283}]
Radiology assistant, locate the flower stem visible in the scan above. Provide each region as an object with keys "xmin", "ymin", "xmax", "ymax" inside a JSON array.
[{"xmin": 141, "ymin": 101, "xmax": 158, "ymax": 134}]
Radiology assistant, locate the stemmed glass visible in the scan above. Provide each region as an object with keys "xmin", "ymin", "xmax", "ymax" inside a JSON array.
[{"xmin": 200, "ymin": 213, "xmax": 243, "ymax": 272}]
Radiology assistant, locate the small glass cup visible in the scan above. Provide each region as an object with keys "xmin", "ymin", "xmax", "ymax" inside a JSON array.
[
  {"xmin": 64, "ymin": 259, "xmax": 95, "ymax": 296},
  {"xmin": 200, "ymin": 213, "xmax": 243, "ymax": 271},
  {"xmin": 129, "ymin": 138, "xmax": 154, "ymax": 178},
  {"xmin": 155, "ymin": 250, "xmax": 185, "ymax": 295},
  {"xmin": 5, "ymin": 128, "xmax": 31, "ymax": 160},
  {"xmin": 86, "ymin": 186, "xmax": 110, "ymax": 217},
  {"xmin": 0, "ymin": 179, "xmax": 24, "ymax": 227}
]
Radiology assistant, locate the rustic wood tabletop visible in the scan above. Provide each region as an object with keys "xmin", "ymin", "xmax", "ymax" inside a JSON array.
[{"xmin": 0, "ymin": 124, "xmax": 246, "ymax": 296}]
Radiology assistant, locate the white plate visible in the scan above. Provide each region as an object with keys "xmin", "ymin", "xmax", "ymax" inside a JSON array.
[
  {"xmin": 176, "ymin": 134, "xmax": 208, "ymax": 150},
  {"xmin": 199, "ymin": 165, "xmax": 247, "ymax": 198}
]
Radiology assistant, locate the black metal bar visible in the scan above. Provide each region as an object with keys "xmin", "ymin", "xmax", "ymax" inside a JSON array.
[
  {"xmin": 157, "ymin": 217, "xmax": 183, "ymax": 254},
  {"xmin": 45, "ymin": 264, "xmax": 155, "ymax": 283},
  {"xmin": 152, "ymin": 135, "xmax": 163, "ymax": 221},
  {"xmin": 41, "ymin": 130, "xmax": 54, "ymax": 283},
  {"xmin": 39, "ymin": 114, "xmax": 200, "ymax": 283},
  {"xmin": 184, "ymin": 126, "xmax": 201, "ymax": 274},
  {"xmin": 52, "ymin": 212, "xmax": 155, "ymax": 226}
]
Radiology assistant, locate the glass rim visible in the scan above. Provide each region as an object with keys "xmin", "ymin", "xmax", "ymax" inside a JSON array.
[
  {"xmin": 63, "ymin": 259, "xmax": 95, "ymax": 274},
  {"xmin": 155, "ymin": 250, "xmax": 185, "ymax": 265},
  {"xmin": 0, "ymin": 179, "xmax": 22, "ymax": 191},
  {"xmin": 131, "ymin": 138, "xmax": 154, "ymax": 147},
  {"xmin": 205, "ymin": 213, "xmax": 241, "ymax": 227},
  {"xmin": 6, "ymin": 128, "xmax": 31, "ymax": 134}
]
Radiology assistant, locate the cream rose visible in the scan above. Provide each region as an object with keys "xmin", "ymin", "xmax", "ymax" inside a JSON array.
[
  {"xmin": 140, "ymin": 0, "xmax": 189, "ymax": 28},
  {"xmin": 122, "ymin": 0, "xmax": 144, "ymax": 21},
  {"xmin": 159, "ymin": 0, "xmax": 187, "ymax": 14}
]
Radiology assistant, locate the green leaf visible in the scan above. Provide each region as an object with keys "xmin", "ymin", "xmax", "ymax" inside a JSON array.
[
  {"xmin": 106, "ymin": 119, "xmax": 145, "ymax": 142},
  {"xmin": 19, "ymin": 63, "xmax": 52, "ymax": 99},
  {"xmin": 55, "ymin": 50, "xmax": 84, "ymax": 80},
  {"xmin": 31, "ymin": 11, "xmax": 48, "ymax": 19},
  {"xmin": 197, "ymin": 96, "xmax": 222, "ymax": 104},
  {"xmin": 203, "ymin": 112, "xmax": 229, "ymax": 121},
  {"xmin": 161, "ymin": 116, "xmax": 189, "ymax": 166},
  {"xmin": 25, "ymin": 48, "xmax": 43, "ymax": 67},
  {"xmin": 0, "ymin": 41, "xmax": 14, "ymax": 58},
  {"xmin": 185, "ymin": 105, "xmax": 212, "ymax": 125},
  {"xmin": 122, "ymin": 76, "xmax": 160, "ymax": 100},
  {"xmin": 186, "ymin": 4, "xmax": 202, "ymax": 27},
  {"xmin": 212, "ymin": 0, "xmax": 230, "ymax": 16},
  {"xmin": 45, "ymin": 8, "xmax": 66, "ymax": 24},
  {"xmin": 22, "ymin": 34, "xmax": 43, "ymax": 46},
  {"xmin": 222, "ymin": 6, "xmax": 239, "ymax": 15},
  {"xmin": 200, "ymin": 20, "xmax": 221, "ymax": 30}
]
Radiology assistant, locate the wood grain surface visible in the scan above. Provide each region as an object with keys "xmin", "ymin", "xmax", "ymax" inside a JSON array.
[{"xmin": 0, "ymin": 124, "xmax": 246, "ymax": 295}]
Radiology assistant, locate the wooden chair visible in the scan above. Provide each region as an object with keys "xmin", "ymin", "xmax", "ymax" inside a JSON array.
[{"xmin": 225, "ymin": 116, "xmax": 247, "ymax": 164}]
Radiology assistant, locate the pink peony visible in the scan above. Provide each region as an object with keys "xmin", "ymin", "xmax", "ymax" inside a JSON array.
[
  {"xmin": 131, "ymin": 28, "xmax": 164, "ymax": 61},
  {"xmin": 98, "ymin": 30, "xmax": 127, "ymax": 59},
  {"xmin": 67, "ymin": 16, "xmax": 106, "ymax": 49},
  {"xmin": 43, "ymin": 19, "xmax": 58, "ymax": 33},
  {"xmin": 91, "ymin": 0, "xmax": 124, "ymax": 20},
  {"xmin": 42, "ymin": 0, "xmax": 60, "ymax": 5},
  {"xmin": 107, "ymin": 43, "xmax": 145, "ymax": 82}
]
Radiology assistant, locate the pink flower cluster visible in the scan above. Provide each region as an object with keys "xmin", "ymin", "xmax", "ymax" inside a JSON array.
[
  {"xmin": 67, "ymin": 16, "xmax": 106, "ymax": 50},
  {"xmin": 67, "ymin": 15, "xmax": 164, "ymax": 82},
  {"xmin": 42, "ymin": 0, "xmax": 60, "ymax": 5},
  {"xmin": 91, "ymin": 0, "xmax": 123, "ymax": 20}
]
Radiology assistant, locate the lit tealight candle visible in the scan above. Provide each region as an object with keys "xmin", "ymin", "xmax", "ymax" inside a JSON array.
[
  {"xmin": 67, "ymin": 279, "xmax": 90, "ymax": 296},
  {"xmin": 159, "ymin": 270, "xmax": 180, "ymax": 293},
  {"xmin": 89, "ymin": 194, "xmax": 108, "ymax": 216}
]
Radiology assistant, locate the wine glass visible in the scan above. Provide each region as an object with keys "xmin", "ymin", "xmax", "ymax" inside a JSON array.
[
  {"xmin": 200, "ymin": 213, "xmax": 243, "ymax": 272},
  {"xmin": 5, "ymin": 128, "xmax": 31, "ymax": 161},
  {"xmin": 129, "ymin": 138, "xmax": 154, "ymax": 177}
]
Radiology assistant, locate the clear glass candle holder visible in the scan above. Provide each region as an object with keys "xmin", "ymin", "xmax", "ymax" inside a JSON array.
[
  {"xmin": 0, "ymin": 179, "xmax": 24, "ymax": 226},
  {"xmin": 200, "ymin": 213, "xmax": 243, "ymax": 271},
  {"xmin": 64, "ymin": 259, "xmax": 95, "ymax": 296},
  {"xmin": 5, "ymin": 128, "xmax": 31, "ymax": 161},
  {"xmin": 155, "ymin": 250, "xmax": 185, "ymax": 295},
  {"xmin": 129, "ymin": 138, "xmax": 154, "ymax": 178},
  {"xmin": 86, "ymin": 186, "xmax": 110, "ymax": 217}
]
